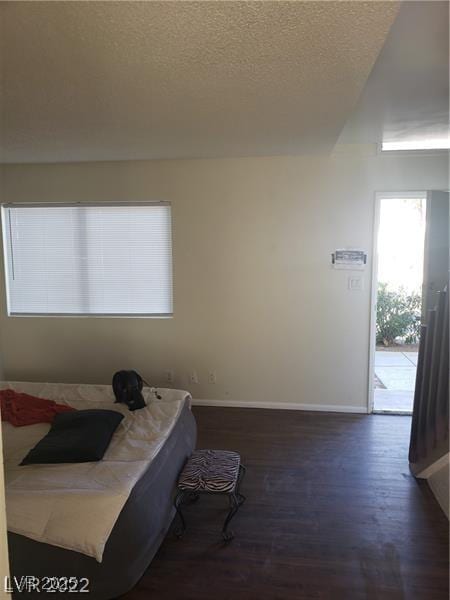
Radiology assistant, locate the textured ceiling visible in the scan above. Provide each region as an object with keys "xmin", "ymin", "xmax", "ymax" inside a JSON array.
[
  {"xmin": 0, "ymin": 1, "xmax": 399, "ymax": 163},
  {"xmin": 339, "ymin": 1, "xmax": 449, "ymax": 146}
]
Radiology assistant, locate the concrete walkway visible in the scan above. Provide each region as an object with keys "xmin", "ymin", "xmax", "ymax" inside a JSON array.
[{"xmin": 373, "ymin": 350, "xmax": 418, "ymax": 412}]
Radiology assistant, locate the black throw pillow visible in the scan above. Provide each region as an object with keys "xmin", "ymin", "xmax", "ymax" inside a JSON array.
[{"xmin": 20, "ymin": 409, "xmax": 124, "ymax": 465}]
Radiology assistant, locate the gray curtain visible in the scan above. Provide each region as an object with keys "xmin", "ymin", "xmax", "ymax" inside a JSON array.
[{"xmin": 409, "ymin": 286, "xmax": 449, "ymax": 474}]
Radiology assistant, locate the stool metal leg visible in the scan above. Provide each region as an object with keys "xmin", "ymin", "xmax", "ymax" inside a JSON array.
[
  {"xmin": 174, "ymin": 490, "xmax": 187, "ymax": 538},
  {"xmin": 222, "ymin": 462, "xmax": 247, "ymax": 541},
  {"xmin": 237, "ymin": 464, "xmax": 246, "ymax": 505},
  {"xmin": 222, "ymin": 493, "xmax": 240, "ymax": 541},
  {"xmin": 187, "ymin": 492, "xmax": 200, "ymax": 504}
]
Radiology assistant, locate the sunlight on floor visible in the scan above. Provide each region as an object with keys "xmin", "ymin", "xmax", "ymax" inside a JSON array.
[{"xmin": 373, "ymin": 350, "xmax": 417, "ymax": 412}]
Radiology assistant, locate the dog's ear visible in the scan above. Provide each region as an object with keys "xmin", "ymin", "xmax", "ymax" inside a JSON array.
[{"xmin": 112, "ymin": 371, "xmax": 126, "ymax": 403}]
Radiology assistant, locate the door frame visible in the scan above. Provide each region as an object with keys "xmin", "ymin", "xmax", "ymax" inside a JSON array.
[{"xmin": 368, "ymin": 190, "xmax": 427, "ymax": 414}]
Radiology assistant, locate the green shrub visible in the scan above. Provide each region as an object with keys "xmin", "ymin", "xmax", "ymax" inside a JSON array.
[{"xmin": 376, "ymin": 283, "xmax": 421, "ymax": 346}]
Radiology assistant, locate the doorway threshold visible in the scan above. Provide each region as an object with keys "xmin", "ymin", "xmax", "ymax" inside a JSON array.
[
  {"xmin": 373, "ymin": 388, "xmax": 414, "ymax": 412},
  {"xmin": 373, "ymin": 409, "xmax": 412, "ymax": 416}
]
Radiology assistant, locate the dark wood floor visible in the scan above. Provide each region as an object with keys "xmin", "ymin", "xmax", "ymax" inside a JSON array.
[{"xmin": 122, "ymin": 407, "xmax": 449, "ymax": 600}]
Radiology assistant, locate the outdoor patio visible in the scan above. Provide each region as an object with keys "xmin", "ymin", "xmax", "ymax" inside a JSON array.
[{"xmin": 373, "ymin": 349, "xmax": 417, "ymax": 412}]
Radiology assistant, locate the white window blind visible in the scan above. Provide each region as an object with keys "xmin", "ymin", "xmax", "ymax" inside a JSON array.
[{"xmin": 2, "ymin": 203, "xmax": 173, "ymax": 316}]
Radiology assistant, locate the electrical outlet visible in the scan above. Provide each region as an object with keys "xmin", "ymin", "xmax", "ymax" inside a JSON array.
[
  {"xmin": 165, "ymin": 369, "xmax": 174, "ymax": 384},
  {"xmin": 189, "ymin": 371, "xmax": 199, "ymax": 384},
  {"xmin": 208, "ymin": 370, "xmax": 217, "ymax": 384}
]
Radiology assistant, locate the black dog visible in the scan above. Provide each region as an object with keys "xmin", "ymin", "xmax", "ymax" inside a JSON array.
[{"xmin": 112, "ymin": 370, "xmax": 147, "ymax": 411}]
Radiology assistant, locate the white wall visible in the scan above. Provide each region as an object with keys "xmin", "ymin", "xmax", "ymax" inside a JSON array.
[
  {"xmin": 428, "ymin": 459, "xmax": 450, "ymax": 519},
  {"xmin": 417, "ymin": 453, "xmax": 450, "ymax": 519},
  {"xmin": 0, "ymin": 149, "xmax": 447, "ymax": 411}
]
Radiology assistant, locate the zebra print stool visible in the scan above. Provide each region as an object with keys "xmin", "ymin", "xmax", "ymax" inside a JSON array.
[{"xmin": 174, "ymin": 449, "xmax": 246, "ymax": 541}]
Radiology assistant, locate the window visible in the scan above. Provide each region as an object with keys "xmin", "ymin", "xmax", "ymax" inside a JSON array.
[
  {"xmin": 381, "ymin": 138, "xmax": 450, "ymax": 151},
  {"xmin": 2, "ymin": 203, "xmax": 173, "ymax": 316}
]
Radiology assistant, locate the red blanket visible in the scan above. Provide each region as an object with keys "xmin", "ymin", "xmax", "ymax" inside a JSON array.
[{"xmin": 0, "ymin": 389, "xmax": 75, "ymax": 427}]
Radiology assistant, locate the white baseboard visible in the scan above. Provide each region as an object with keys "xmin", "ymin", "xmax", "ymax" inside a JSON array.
[{"xmin": 191, "ymin": 398, "xmax": 368, "ymax": 414}]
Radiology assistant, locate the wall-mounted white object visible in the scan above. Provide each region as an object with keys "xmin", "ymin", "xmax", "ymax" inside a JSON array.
[
  {"xmin": 189, "ymin": 371, "xmax": 199, "ymax": 384},
  {"xmin": 332, "ymin": 248, "xmax": 367, "ymax": 270},
  {"xmin": 348, "ymin": 275, "xmax": 364, "ymax": 291}
]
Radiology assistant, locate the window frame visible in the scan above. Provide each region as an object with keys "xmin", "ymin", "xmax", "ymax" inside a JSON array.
[{"xmin": 1, "ymin": 201, "xmax": 174, "ymax": 319}]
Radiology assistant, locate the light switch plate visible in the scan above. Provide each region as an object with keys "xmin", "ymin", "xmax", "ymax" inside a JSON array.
[{"xmin": 348, "ymin": 275, "xmax": 364, "ymax": 291}]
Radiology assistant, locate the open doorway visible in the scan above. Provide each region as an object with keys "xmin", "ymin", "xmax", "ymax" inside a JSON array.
[{"xmin": 371, "ymin": 193, "xmax": 427, "ymax": 414}]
